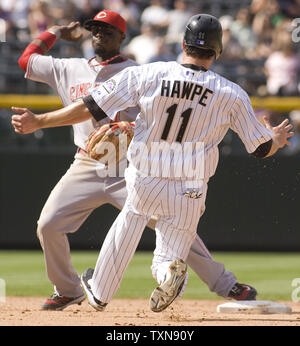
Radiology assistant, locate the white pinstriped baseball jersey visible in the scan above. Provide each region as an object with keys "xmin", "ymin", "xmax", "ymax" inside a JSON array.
[
  {"xmin": 90, "ymin": 61, "xmax": 273, "ymax": 181},
  {"xmin": 87, "ymin": 61, "xmax": 274, "ymax": 304}
]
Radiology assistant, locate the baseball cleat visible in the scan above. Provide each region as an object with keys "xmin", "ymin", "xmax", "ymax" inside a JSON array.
[
  {"xmin": 228, "ymin": 283, "xmax": 257, "ymax": 300},
  {"xmin": 81, "ymin": 268, "xmax": 107, "ymax": 311},
  {"xmin": 150, "ymin": 258, "xmax": 187, "ymax": 313},
  {"xmin": 41, "ymin": 293, "xmax": 85, "ymax": 311}
]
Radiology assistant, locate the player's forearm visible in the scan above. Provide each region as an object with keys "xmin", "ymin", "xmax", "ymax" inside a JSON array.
[
  {"xmin": 38, "ymin": 100, "xmax": 92, "ymax": 128},
  {"xmin": 251, "ymin": 138, "xmax": 279, "ymax": 158},
  {"xmin": 18, "ymin": 30, "xmax": 58, "ymax": 71},
  {"xmin": 264, "ymin": 137, "xmax": 280, "ymax": 158}
]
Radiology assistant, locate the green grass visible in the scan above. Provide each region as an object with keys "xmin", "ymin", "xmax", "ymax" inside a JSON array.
[{"xmin": 0, "ymin": 250, "xmax": 299, "ymax": 300}]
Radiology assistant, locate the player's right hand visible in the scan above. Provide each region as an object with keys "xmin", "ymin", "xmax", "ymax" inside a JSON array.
[
  {"xmin": 50, "ymin": 21, "xmax": 83, "ymax": 42},
  {"xmin": 263, "ymin": 116, "xmax": 294, "ymax": 148},
  {"xmin": 11, "ymin": 107, "xmax": 41, "ymax": 134}
]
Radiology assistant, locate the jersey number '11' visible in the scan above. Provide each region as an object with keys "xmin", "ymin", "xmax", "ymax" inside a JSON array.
[{"xmin": 161, "ymin": 104, "xmax": 192, "ymax": 143}]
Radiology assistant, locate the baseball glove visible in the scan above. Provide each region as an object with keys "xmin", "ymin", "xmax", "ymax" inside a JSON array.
[{"xmin": 86, "ymin": 121, "xmax": 134, "ymax": 164}]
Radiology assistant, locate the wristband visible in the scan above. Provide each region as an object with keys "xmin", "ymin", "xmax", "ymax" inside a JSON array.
[
  {"xmin": 47, "ymin": 28, "xmax": 61, "ymax": 39},
  {"xmin": 36, "ymin": 31, "xmax": 58, "ymax": 50}
]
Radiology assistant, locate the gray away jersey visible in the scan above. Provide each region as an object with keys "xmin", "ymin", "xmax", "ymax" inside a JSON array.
[
  {"xmin": 90, "ymin": 61, "xmax": 273, "ymax": 181},
  {"xmin": 25, "ymin": 54, "xmax": 138, "ymax": 150}
]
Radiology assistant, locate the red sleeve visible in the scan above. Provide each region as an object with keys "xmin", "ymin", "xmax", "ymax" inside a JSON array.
[
  {"xmin": 18, "ymin": 44, "xmax": 44, "ymax": 71},
  {"xmin": 18, "ymin": 31, "xmax": 57, "ymax": 72}
]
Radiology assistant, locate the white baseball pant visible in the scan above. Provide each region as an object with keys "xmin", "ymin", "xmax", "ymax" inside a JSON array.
[{"xmin": 91, "ymin": 166, "xmax": 221, "ymax": 303}]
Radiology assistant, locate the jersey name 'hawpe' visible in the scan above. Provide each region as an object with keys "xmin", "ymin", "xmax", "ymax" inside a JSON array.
[{"xmin": 91, "ymin": 61, "xmax": 273, "ymax": 181}]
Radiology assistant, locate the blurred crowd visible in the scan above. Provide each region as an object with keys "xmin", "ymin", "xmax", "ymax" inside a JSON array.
[
  {"xmin": 1, "ymin": 0, "xmax": 300, "ymax": 154},
  {"xmin": 1, "ymin": 0, "xmax": 300, "ymax": 96}
]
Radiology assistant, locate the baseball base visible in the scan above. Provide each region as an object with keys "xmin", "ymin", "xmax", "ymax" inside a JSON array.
[{"xmin": 216, "ymin": 300, "xmax": 292, "ymax": 314}]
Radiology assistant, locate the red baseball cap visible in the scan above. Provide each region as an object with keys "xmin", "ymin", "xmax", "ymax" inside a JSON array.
[{"xmin": 84, "ymin": 10, "xmax": 126, "ymax": 34}]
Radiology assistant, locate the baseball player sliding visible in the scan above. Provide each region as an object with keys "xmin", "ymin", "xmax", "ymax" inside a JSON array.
[{"xmin": 11, "ymin": 12, "xmax": 288, "ymax": 311}]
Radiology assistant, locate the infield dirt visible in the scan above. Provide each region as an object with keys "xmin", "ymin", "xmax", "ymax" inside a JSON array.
[{"xmin": 0, "ymin": 297, "xmax": 299, "ymax": 326}]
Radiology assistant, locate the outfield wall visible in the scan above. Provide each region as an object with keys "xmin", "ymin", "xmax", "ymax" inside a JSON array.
[
  {"xmin": 0, "ymin": 149, "xmax": 299, "ymax": 251},
  {"xmin": 2, "ymin": 94, "xmax": 300, "ymax": 111}
]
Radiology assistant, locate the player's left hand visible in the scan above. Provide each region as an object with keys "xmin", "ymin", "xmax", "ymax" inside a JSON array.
[
  {"xmin": 263, "ymin": 116, "xmax": 294, "ymax": 148},
  {"xmin": 11, "ymin": 107, "xmax": 40, "ymax": 134}
]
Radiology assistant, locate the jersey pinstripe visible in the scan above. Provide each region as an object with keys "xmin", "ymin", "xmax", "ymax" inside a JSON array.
[
  {"xmin": 91, "ymin": 61, "xmax": 273, "ymax": 181},
  {"xmin": 88, "ymin": 61, "xmax": 272, "ymax": 304}
]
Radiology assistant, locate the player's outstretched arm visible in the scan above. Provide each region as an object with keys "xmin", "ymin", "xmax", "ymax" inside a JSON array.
[
  {"xmin": 11, "ymin": 99, "xmax": 92, "ymax": 134},
  {"xmin": 263, "ymin": 117, "xmax": 294, "ymax": 157}
]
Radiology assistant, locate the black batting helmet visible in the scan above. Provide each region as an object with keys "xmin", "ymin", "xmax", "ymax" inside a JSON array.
[{"xmin": 183, "ymin": 14, "xmax": 223, "ymax": 59}]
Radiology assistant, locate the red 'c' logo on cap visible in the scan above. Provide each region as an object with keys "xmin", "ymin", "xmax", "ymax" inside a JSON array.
[{"xmin": 96, "ymin": 11, "xmax": 107, "ymax": 19}]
